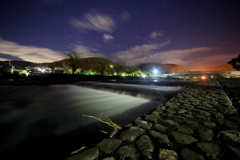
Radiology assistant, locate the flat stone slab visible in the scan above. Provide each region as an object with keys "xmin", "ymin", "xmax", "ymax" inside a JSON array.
[
  {"xmin": 136, "ymin": 135, "xmax": 154, "ymax": 159},
  {"xmin": 171, "ymin": 131, "xmax": 197, "ymax": 144},
  {"xmin": 101, "ymin": 157, "xmax": 115, "ymax": 160},
  {"xmin": 197, "ymin": 127, "xmax": 214, "ymax": 141},
  {"xmin": 158, "ymin": 149, "xmax": 178, "ymax": 160},
  {"xmin": 181, "ymin": 148, "xmax": 204, "ymax": 160},
  {"xmin": 66, "ymin": 147, "xmax": 99, "ymax": 160},
  {"xmin": 154, "ymin": 124, "xmax": 168, "ymax": 133},
  {"xmin": 136, "ymin": 135, "xmax": 154, "ymax": 152},
  {"xmin": 161, "ymin": 120, "xmax": 179, "ymax": 127},
  {"xmin": 135, "ymin": 119, "xmax": 152, "ymax": 129},
  {"xmin": 96, "ymin": 138, "xmax": 122, "ymax": 154},
  {"xmin": 149, "ymin": 130, "xmax": 170, "ymax": 144},
  {"xmin": 218, "ymin": 130, "xmax": 240, "ymax": 143},
  {"xmin": 145, "ymin": 114, "xmax": 161, "ymax": 123},
  {"xmin": 177, "ymin": 126, "xmax": 193, "ymax": 134},
  {"xmin": 178, "ymin": 109, "xmax": 187, "ymax": 114},
  {"xmin": 196, "ymin": 142, "xmax": 219, "ymax": 158},
  {"xmin": 202, "ymin": 121, "xmax": 216, "ymax": 128},
  {"xmin": 120, "ymin": 126, "xmax": 144, "ymax": 142},
  {"xmin": 117, "ymin": 145, "xmax": 140, "ymax": 160}
]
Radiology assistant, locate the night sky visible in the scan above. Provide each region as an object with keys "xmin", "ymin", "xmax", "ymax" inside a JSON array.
[{"xmin": 0, "ymin": 0, "xmax": 239, "ymax": 70}]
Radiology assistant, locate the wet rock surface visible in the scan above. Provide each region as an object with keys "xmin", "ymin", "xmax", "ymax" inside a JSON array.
[{"xmin": 66, "ymin": 79, "xmax": 240, "ymax": 160}]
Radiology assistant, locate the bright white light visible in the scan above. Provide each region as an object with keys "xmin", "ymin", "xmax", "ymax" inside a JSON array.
[
  {"xmin": 153, "ymin": 69, "xmax": 158, "ymax": 74},
  {"xmin": 142, "ymin": 74, "xmax": 146, "ymax": 78}
]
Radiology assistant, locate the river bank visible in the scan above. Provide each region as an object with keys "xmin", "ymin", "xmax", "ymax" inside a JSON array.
[{"xmin": 66, "ymin": 78, "xmax": 240, "ymax": 160}]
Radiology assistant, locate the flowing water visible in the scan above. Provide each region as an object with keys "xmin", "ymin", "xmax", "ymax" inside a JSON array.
[{"xmin": 0, "ymin": 82, "xmax": 188, "ymax": 160}]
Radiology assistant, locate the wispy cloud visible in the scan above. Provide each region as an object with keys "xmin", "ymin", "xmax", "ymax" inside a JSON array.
[
  {"xmin": 112, "ymin": 40, "xmax": 171, "ymax": 63},
  {"xmin": 0, "ymin": 39, "xmax": 66, "ymax": 63},
  {"xmin": 112, "ymin": 40, "xmax": 216, "ymax": 67},
  {"xmin": 69, "ymin": 42, "xmax": 106, "ymax": 58},
  {"xmin": 70, "ymin": 11, "xmax": 116, "ymax": 32},
  {"xmin": 103, "ymin": 34, "xmax": 114, "ymax": 42},
  {"xmin": 150, "ymin": 31, "xmax": 162, "ymax": 38}
]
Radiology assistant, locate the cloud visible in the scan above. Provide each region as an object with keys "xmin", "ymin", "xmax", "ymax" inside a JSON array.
[
  {"xmin": 103, "ymin": 34, "xmax": 114, "ymax": 41},
  {"xmin": 69, "ymin": 43, "xmax": 106, "ymax": 58},
  {"xmin": 70, "ymin": 11, "xmax": 116, "ymax": 32},
  {"xmin": 112, "ymin": 40, "xmax": 216, "ymax": 67},
  {"xmin": 112, "ymin": 40, "xmax": 171, "ymax": 63},
  {"xmin": 0, "ymin": 39, "xmax": 66, "ymax": 63},
  {"xmin": 150, "ymin": 31, "xmax": 162, "ymax": 38}
]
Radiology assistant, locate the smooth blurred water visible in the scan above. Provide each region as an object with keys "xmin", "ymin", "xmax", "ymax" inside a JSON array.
[{"xmin": 0, "ymin": 83, "xmax": 184, "ymax": 160}]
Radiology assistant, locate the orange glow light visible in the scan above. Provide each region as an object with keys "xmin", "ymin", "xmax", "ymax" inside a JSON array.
[{"xmin": 201, "ymin": 76, "xmax": 206, "ymax": 80}]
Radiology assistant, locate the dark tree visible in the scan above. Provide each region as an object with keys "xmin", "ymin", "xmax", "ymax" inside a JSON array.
[
  {"xmin": 228, "ymin": 54, "xmax": 240, "ymax": 71},
  {"xmin": 65, "ymin": 51, "xmax": 81, "ymax": 74}
]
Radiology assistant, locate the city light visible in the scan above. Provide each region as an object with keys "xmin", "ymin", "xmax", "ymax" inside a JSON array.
[{"xmin": 201, "ymin": 76, "xmax": 206, "ymax": 80}]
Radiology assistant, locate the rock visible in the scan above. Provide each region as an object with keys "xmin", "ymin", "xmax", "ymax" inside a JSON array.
[
  {"xmin": 96, "ymin": 138, "xmax": 122, "ymax": 154},
  {"xmin": 120, "ymin": 126, "xmax": 144, "ymax": 142},
  {"xmin": 196, "ymin": 142, "xmax": 219, "ymax": 158},
  {"xmin": 181, "ymin": 148, "xmax": 203, "ymax": 160},
  {"xmin": 178, "ymin": 109, "xmax": 187, "ymax": 114},
  {"xmin": 161, "ymin": 120, "xmax": 179, "ymax": 127},
  {"xmin": 149, "ymin": 130, "xmax": 170, "ymax": 144},
  {"xmin": 135, "ymin": 119, "xmax": 152, "ymax": 129},
  {"xmin": 136, "ymin": 135, "xmax": 154, "ymax": 159},
  {"xmin": 185, "ymin": 120, "xmax": 198, "ymax": 127},
  {"xmin": 218, "ymin": 130, "xmax": 240, "ymax": 143},
  {"xmin": 197, "ymin": 114, "xmax": 210, "ymax": 121},
  {"xmin": 174, "ymin": 116, "xmax": 187, "ymax": 123},
  {"xmin": 124, "ymin": 123, "xmax": 132, "ymax": 127},
  {"xmin": 154, "ymin": 124, "xmax": 168, "ymax": 133},
  {"xmin": 197, "ymin": 127, "xmax": 214, "ymax": 141},
  {"xmin": 152, "ymin": 108, "xmax": 163, "ymax": 115},
  {"xmin": 166, "ymin": 109, "xmax": 176, "ymax": 114},
  {"xmin": 144, "ymin": 114, "xmax": 161, "ymax": 123},
  {"xmin": 141, "ymin": 151, "xmax": 153, "ymax": 159},
  {"xmin": 227, "ymin": 145, "xmax": 240, "ymax": 158},
  {"xmin": 196, "ymin": 106, "xmax": 216, "ymax": 112},
  {"xmin": 212, "ymin": 112, "xmax": 224, "ymax": 119},
  {"xmin": 117, "ymin": 145, "xmax": 140, "ymax": 160},
  {"xmin": 101, "ymin": 157, "xmax": 115, "ymax": 160},
  {"xmin": 198, "ymin": 110, "xmax": 211, "ymax": 115},
  {"xmin": 177, "ymin": 126, "xmax": 193, "ymax": 134},
  {"xmin": 109, "ymin": 130, "xmax": 118, "ymax": 138},
  {"xmin": 202, "ymin": 121, "xmax": 216, "ymax": 128},
  {"xmin": 181, "ymin": 114, "xmax": 194, "ymax": 119},
  {"xmin": 171, "ymin": 131, "xmax": 197, "ymax": 144},
  {"xmin": 136, "ymin": 135, "xmax": 154, "ymax": 152},
  {"xmin": 223, "ymin": 120, "xmax": 240, "ymax": 130},
  {"xmin": 66, "ymin": 147, "xmax": 99, "ymax": 160},
  {"xmin": 158, "ymin": 149, "xmax": 178, "ymax": 160}
]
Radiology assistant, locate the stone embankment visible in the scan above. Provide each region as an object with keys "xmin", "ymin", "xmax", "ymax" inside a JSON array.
[{"xmin": 66, "ymin": 79, "xmax": 240, "ymax": 160}]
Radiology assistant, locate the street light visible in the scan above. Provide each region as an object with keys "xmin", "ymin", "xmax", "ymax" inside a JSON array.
[{"xmin": 153, "ymin": 69, "xmax": 158, "ymax": 74}]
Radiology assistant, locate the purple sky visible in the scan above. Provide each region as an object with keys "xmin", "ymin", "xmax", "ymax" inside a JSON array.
[{"xmin": 0, "ymin": 0, "xmax": 239, "ymax": 70}]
